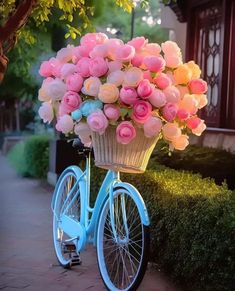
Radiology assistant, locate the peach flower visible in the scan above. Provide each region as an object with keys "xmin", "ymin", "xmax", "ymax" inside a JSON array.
[
  {"xmin": 123, "ymin": 67, "xmax": 143, "ymax": 87},
  {"xmin": 187, "ymin": 61, "xmax": 201, "ymax": 79},
  {"xmin": 107, "ymin": 70, "xmax": 124, "ymax": 87},
  {"xmin": 192, "ymin": 120, "xmax": 206, "ymax": 136},
  {"xmin": 162, "ymin": 123, "xmax": 181, "ymax": 141},
  {"xmin": 98, "ymin": 83, "xmax": 119, "ymax": 103},
  {"xmin": 171, "ymin": 134, "xmax": 189, "ymax": 150},
  {"xmin": 174, "ymin": 64, "xmax": 193, "ymax": 85},
  {"xmin": 163, "ymin": 86, "xmax": 180, "ymax": 103},
  {"xmin": 82, "ymin": 77, "xmax": 101, "ymax": 97},
  {"xmin": 179, "ymin": 94, "xmax": 198, "ymax": 114},
  {"xmin": 193, "ymin": 94, "xmax": 208, "ymax": 109}
]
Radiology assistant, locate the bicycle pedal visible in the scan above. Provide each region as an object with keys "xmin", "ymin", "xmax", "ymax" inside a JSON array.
[
  {"xmin": 71, "ymin": 255, "xmax": 82, "ymax": 266},
  {"xmin": 62, "ymin": 243, "xmax": 76, "ymax": 253}
]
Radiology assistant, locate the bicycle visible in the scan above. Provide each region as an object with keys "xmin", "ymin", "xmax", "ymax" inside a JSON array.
[{"xmin": 51, "ymin": 140, "xmax": 150, "ymax": 291}]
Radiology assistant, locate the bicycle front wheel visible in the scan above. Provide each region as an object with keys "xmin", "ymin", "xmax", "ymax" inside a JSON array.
[{"xmin": 96, "ymin": 187, "xmax": 150, "ymax": 291}]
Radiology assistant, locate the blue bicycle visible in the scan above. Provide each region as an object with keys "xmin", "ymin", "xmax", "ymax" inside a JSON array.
[{"xmin": 51, "ymin": 141, "xmax": 150, "ymax": 291}]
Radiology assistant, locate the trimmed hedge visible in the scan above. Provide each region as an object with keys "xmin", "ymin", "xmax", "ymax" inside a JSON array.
[
  {"xmin": 89, "ymin": 164, "xmax": 235, "ymax": 291},
  {"xmin": 8, "ymin": 135, "xmax": 50, "ymax": 178},
  {"xmin": 150, "ymin": 144, "xmax": 235, "ymax": 190}
]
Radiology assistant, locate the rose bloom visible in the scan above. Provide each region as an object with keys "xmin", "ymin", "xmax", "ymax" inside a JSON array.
[
  {"xmin": 174, "ymin": 64, "xmax": 193, "ymax": 85},
  {"xmin": 60, "ymin": 63, "xmax": 77, "ymax": 79},
  {"xmin": 148, "ymin": 89, "xmax": 167, "ymax": 108},
  {"xmin": 162, "ymin": 103, "xmax": 178, "ymax": 122},
  {"xmin": 177, "ymin": 109, "xmax": 190, "ymax": 121},
  {"xmin": 76, "ymin": 57, "xmax": 91, "ymax": 78},
  {"xmin": 38, "ymin": 102, "xmax": 54, "ymax": 123},
  {"xmin": 161, "ymin": 41, "xmax": 181, "ymax": 56},
  {"xmin": 163, "ymin": 86, "xmax": 180, "ymax": 103},
  {"xmin": 39, "ymin": 61, "xmax": 53, "ymax": 77},
  {"xmin": 81, "ymin": 77, "xmax": 101, "ymax": 97},
  {"xmin": 89, "ymin": 44, "xmax": 108, "ymax": 58},
  {"xmin": 120, "ymin": 86, "xmax": 138, "ymax": 105},
  {"xmin": 171, "ymin": 134, "xmax": 189, "ymax": 150},
  {"xmin": 179, "ymin": 94, "xmax": 198, "ymax": 114},
  {"xmin": 137, "ymin": 79, "xmax": 153, "ymax": 99},
  {"xmin": 177, "ymin": 85, "xmax": 189, "ymax": 98},
  {"xmin": 108, "ymin": 60, "xmax": 123, "ymax": 72},
  {"xmin": 123, "ymin": 67, "xmax": 143, "ymax": 87},
  {"xmin": 143, "ymin": 55, "xmax": 166, "ymax": 73},
  {"xmin": 115, "ymin": 44, "xmax": 135, "ymax": 62},
  {"xmin": 187, "ymin": 116, "xmax": 202, "ymax": 129},
  {"xmin": 154, "ymin": 73, "xmax": 172, "ymax": 90},
  {"xmin": 44, "ymin": 78, "xmax": 67, "ymax": 101},
  {"xmin": 56, "ymin": 114, "xmax": 74, "ymax": 134},
  {"xmin": 193, "ymin": 94, "xmax": 208, "ymax": 109},
  {"xmin": 80, "ymin": 32, "xmax": 108, "ymax": 47},
  {"xmin": 66, "ymin": 73, "xmax": 83, "ymax": 92},
  {"xmin": 143, "ymin": 43, "xmax": 161, "ymax": 56},
  {"xmin": 89, "ymin": 57, "xmax": 108, "ymax": 77},
  {"xmin": 131, "ymin": 53, "xmax": 144, "ymax": 67},
  {"xmin": 61, "ymin": 91, "xmax": 82, "ymax": 113},
  {"xmin": 164, "ymin": 54, "xmax": 182, "ymax": 68},
  {"xmin": 187, "ymin": 61, "xmax": 201, "ymax": 79},
  {"xmin": 116, "ymin": 121, "xmax": 136, "ymax": 144},
  {"xmin": 107, "ymin": 70, "xmax": 124, "ymax": 87},
  {"xmin": 162, "ymin": 123, "xmax": 181, "ymax": 141},
  {"xmin": 132, "ymin": 101, "xmax": 152, "ymax": 124},
  {"xmin": 127, "ymin": 36, "xmax": 147, "ymax": 51},
  {"xmin": 87, "ymin": 110, "xmax": 108, "ymax": 135},
  {"xmin": 56, "ymin": 45, "xmax": 74, "ymax": 63},
  {"xmin": 143, "ymin": 116, "xmax": 162, "ymax": 138},
  {"xmin": 98, "ymin": 83, "xmax": 119, "ymax": 103},
  {"xmin": 74, "ymin": 122, "xmax": 92, "ymax": 147},
  {"xmin": 106, "ymin": 38, "xmax": 123, "ymax": 60},
  {"xmin": 188, "ymin": 79, "xmax": 208, "ymax": 94},
  {"xmin": 192, "ymin": 120, "xmax": 206, "ymax": 136},
  {"xmin": 38, "ymin": 87, "xmax": 51, "ymax": 102},
  {"xmin": 104, "ymin": 104, "xmax": 120, "ymax": 121}
]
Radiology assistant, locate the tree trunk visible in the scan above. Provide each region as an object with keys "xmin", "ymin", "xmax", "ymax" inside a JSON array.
[{"xmin": 0, "ymin": 0, "xmax": 38, "ymax": 83}]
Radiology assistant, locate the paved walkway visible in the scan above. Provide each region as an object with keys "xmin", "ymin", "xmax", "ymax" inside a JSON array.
[{"xmin": 0, "ymin": 154, "xmax": 179, "ymax": 291}]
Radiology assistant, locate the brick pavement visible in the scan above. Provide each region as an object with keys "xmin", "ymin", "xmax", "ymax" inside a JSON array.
[{"xmin": 0, "ymin": 154, "xmax": 179, "ymax": 291}]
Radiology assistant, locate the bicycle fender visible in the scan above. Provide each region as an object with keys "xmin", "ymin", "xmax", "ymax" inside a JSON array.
[
  {"xmin": 51, "ymin": 165, "xmax": 84, "ymax": 211},
  {"xmin": 114, "ymin": 182, "xmax": 150, "ymax": 226}
]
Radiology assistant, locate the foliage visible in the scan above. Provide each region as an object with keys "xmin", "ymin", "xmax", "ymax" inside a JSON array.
[
  {"xmin": 150, "ymin": 144, "xmax": 235, "ymax": 190},
  {"xmin": 7, "ymin": 135, "xmax": 51, "ymax": 178},
  {"xmin": 89, "ymin": 163, "xmax": 235, "ymax": 291}
]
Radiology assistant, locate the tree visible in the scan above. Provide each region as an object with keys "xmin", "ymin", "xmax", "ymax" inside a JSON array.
[{"xmin": 0, "ymin": 0, "xmax": 134, "ymax": 83}]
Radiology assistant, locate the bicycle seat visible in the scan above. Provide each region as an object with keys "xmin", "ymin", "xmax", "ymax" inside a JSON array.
[{"xmin": 72, "ymin": 138, "xmax": 92, "ymax": 155}]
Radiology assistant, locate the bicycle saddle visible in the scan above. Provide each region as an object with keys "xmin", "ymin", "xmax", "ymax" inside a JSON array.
[{"xmin": 72, "ymin": 138, "xmax": 92, "ymax": 155}]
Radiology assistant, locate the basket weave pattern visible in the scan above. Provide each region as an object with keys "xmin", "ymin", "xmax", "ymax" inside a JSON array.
[{"xmin": 91, "ymin": 126, "xmax": 158, "ymax": 173}]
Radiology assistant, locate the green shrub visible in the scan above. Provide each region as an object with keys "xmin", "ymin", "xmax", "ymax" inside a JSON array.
[
  {"xmin": 89, "ymin": 163, "xmax": 235, "ymax": 291},
  {"xmin": 150, "ymin": 144, "xmax": 235, "ymax": 190}
]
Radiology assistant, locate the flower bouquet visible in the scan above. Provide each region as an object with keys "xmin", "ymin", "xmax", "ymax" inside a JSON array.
[{"xmin": 38, "ymin": 33, "xmax": 207, "ymax": 173}]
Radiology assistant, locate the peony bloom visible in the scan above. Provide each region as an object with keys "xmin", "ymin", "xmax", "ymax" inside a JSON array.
[
  {"xmin": 174, "ymin": 64, "xmax": 193, "ymax": 85},
  {"xmin": 56, "ymin": 114, "xmax": 74, "ymax": 134},
  {"xmin": 74, "ymin": 122, "xmax": 92, "ymax": 147},
  {"xmin": 171, "ymin": 134, "xmax": 189, "ymax": 150},
  {"xmin": 137, "ymin": 79, "xmax": 153, "ymax": 99},
  {"xmin": 38, "ymin": 102, "xmax": 54, "ymax": 123},
  {"xmin": 143, "ymin": 55, "xmax": 166, "ymax": 72},
  {"xmin": 132, "ymin": 101, "xmax": 152, "ymax": 124},
  {"xmin": 56, "ymin": 45, "xmax": 74, "ymax": 63},
  {"xmin": 66, "ymin": 73, "xmax": 83, "ymax": 92},
  {"xmin": 162, "ymin": 103, "xmax": 178, "ymax": 122},
  {"xmin": 116, "ymin": 121, "xmax": 136, "ymax": 144},
  {"xmin": 143, "ymin": 116, "xmax": 162, "ymax": 138},
  {"xmin": 39, "ymin": 61, "xmax": 53, "ymax": 77},
  {"xmin": 98, "ymin": 83, "xmax": 119, "ymax": 103},
  {"xmin": 127, "ymin": 36, "xmax": 147, "ymax": 51},
  {"xmin": 44, "ymin": 78, "xmax": 67, "ymax": 101},
  {"xmin": 87, "ymin": 110, "xmax": 108, "ymax": 135},
  {"xmin": 120, "ymin": 86, "xmax": 138, "ymax": 105},
  {"xmin": 115, "ymin": 44, "xmax": 135, "ymax": 61},
  {"xmin": 106, "ymin": 38, "xmax": 124, "ymax": 60},
  {"xmin": 108, "ymin": 60, "xmax": 123, "ymax": 72},
  {"xmin": 163, "ymin": 86, "xmax": 180, "ymax": 103},
  {"xmin": 104, "ymin": 104, "xmax": 120, "ymax": 121},
  {"xmin": 107, "ymin": 70, "xmax": 124, "ymax": 87},
  {"xmin": 89, "ymin": 44, "xmax": 108, "ymax": 58},
  {"xmin": 123, "ymin": 67, "xmax": 143, "ymax": 87},
  {"xmin": 154, "ymin": 73, "xmax": 172, "ymax": 90},
  {"xmin": 188, "ymin": 79, "xmax": 208, "ymax": 94},
  {"xmin": 80, "ymin": 32, "xmax": 108, "ymax": 47},
  {"xmin": 89, "ymin": 57, "xmax": 108, "ymax": 77},
  {"xmin": 76, "ymin": 57, "xmax": 91, "ymax": 78},
  {"xmin": 61, "ymin": 91, "xmax": 82, "ymax": 114},
  {"xmin": 162, "ymin": 123, "xmax": 181, "ymax": 141},
  {"xmin": 60, "ymin": 63, "xmax": 77, "ymax": 79},
  {"xmin": 148, "ymin": 89, "xmax": 167, "ymax": 108},
  {"xmin": 82, "ymin": 77, "xmax": 101, "ymax": 97}
]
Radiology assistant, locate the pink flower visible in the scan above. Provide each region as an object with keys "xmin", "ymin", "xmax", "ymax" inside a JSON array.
[
  {"xmin": 120, "ymin": 87, "xmax": 138, "ymax": 105},
  {"xmin": 187, "ymin": 117, "xmax": 202, "ymax": 129},
  {"xmin": 171, "ymin": 134, "xmax": 189, "ymax": 150},
  {"xmin": 106, "ymin": 38, "xmax": 124, "ymax": 60},
  {"xmin": 89, "ymin": 44, "xmax": 108, "ymax": 58},
  {"xmin": 131, "ymin": 53, "xmax": 144, "ymax": 67},
  {"xmin": 162, "ymin": 123, "xmax": 181, "ymax": 141},
  {"xmin": 132, "ymin": 101, "xmax": 152, "ymax": 124},
  {"xmin": 74, "ymin": 122, "xmax": 92, "ymax": 147},
  {"xmin": 44, "ymin": 78, "xmax": 67, "ymax": 101},
  {"xmin": 154, "ymin": 73, "xmax": 172, "ymax": 90},
  {"xmin": 56, "ymin": 115, "xmax": 74, "ymax": 134},
  {"xmin": 107, "ymin": 70, "xmax": 124, "ymax": 87},
  {"xmin": 137, "ymin": 79, "xmax": 153, "ymax": 99},
  {"xmin": 143, "ymin": 116, "xmax": 162, "ymax": 138},
  {"xmin": 38, "ymin": 102, "xmax": 54, "ymax": 123},
  {"xmin": 143, "ymin": 43, "xmax": 161, "ymax": 55},
  {"xmin": 116, "ymin": 121, "xmax": 136, "ymax": 144},
  {"xmin": 82, "ymin": 77, "xmax": 101, "ymax": 97},
  {"xmin": 162, "ymin": 103, "xmax": 178, "ymax": 122},
  {"xmin": 161, "ymin": 41, "xmax": 181, "ymax": 56},
  {"xmin": 192, "ymin": 120, "xmax": 206, "ymax": 136},
  {"xmin": 179, "ymin": 94, "xmax": 198, "ymax": 114},
  {"xmin": 108, "ymin": 60, "xmax": 123, "ymax": 72},
  {"xmin": 98, "ymin": 83, "xmax": 119, "ymax": 103},
  {"xmin": 143, "ymin": 71, "xmax": 152, "ymax": 82},
  {"xmin": 148, "ymin": 89, "xmax": 167, "ymax": 108},
  {"xmin": 76, "ymin": 57, "xmax": 91, "ymax": 78},
  {"xmin": 56, "ymin": 45, "xmax": 74, "ymax": 63},
  {"xmin": 39, "ymin": 61, "xmax": 52, "ymax": 77},
  {"xmin": 104, "ymin": 104, "xmax": 120, "ymax": 121},
  {"xmin": 127, "ymin": 37, "xmax": 147, "ymax": 51},
  {"xmin": 115, "ymin": 44, "xmax": 135, "ymax": 61},
  {"xmin": 87, "ymin": 110, "xmax": 108, "ymax": 135},
  {"xmin": 89, "ymin": 57, "xmax": 108, "ymax": 77},
  {"xmin": 164, "ymin": 55, "xmax": 182, "ymax": 68},
  {"xmin": 60, "ymin": 63, "xmax": 77, "ymax": 79},
  {"xmin": 76, "ymin": 44, "xmax": 94, "ymax": 58},
  {"xmin": 66, "ymin": 73, "xmax": 83, "ymax": 92},
  {"xmin": 143, "ymin": 56, "xmax": 166, "ymax": 72},
  {"xmin": 80, "ymin": 32, "xmax": 108, "ymax": 47},
  {"xmin": 188, "ymin": 79, "xmax": 208, "ymax": 94},
  {"xmin": 61, "ymin": 91, "xmax": 82, "ymax": 113},
  {"xmin": 177, "ymin": 109, "xmax": 190, "ymax": 121},
  {"xmin": 123, "ymin": 67, "xmax": 143, "ymax": 87},
  {"xmin": 163, "ymin": 86, "xmax": 180, "ymax": 103}
]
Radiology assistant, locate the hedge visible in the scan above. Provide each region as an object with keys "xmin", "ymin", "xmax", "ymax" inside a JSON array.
[
  {"xmin": 89, "ymin": 164, "xmax": 235, "ymax": 291},
  {"xmin": 8, "ymin": 135, "xmax": 50, "ymax": 178}
]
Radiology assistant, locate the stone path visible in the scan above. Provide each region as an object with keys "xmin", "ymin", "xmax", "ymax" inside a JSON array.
[{"xmin": 0, "ymin": 154, "xmax": 179, "ymax": 291}]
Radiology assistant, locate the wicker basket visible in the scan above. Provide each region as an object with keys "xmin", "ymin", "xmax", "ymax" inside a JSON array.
[{"xmin": 91, "ymin": 126, "xmax": 158, "ymax": 173}]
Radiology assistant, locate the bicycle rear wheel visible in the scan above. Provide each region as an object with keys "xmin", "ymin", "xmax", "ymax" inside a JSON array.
[
  {"xmin": 52, "ymin": 168, "xmax": 82, "ymax": 268},
  {"xmin": 96, "ymin": 187, "xmax": 150, "ymax": 291}
]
